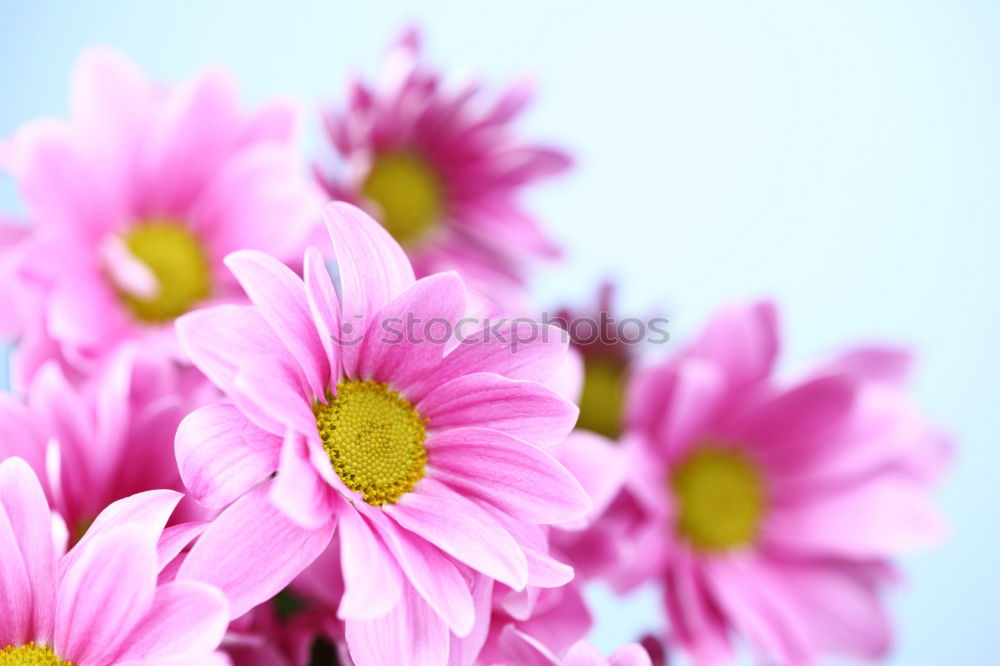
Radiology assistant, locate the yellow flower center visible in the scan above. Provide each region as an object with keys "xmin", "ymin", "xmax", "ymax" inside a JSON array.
[
  {"xmin": 116, "ymin": 220, "xmax": 212, "ymax": 323},
  {"xmin": 314, "ymin": 380, "xmax": 428, "ymax": 506},
  {"xmin": 361, "ymin": 151, "xmax": 443, "ymax": 247},
  {"xmin": 671, "ymin": 446, "xmax": 766, "ymax": 552},
  {"xmin": 576, "ymin": 356, "xmax": 627, "ymax": 439},
  {"xmin": 0, "ymin": 643, "xmax": 71, "ymax": 666}
]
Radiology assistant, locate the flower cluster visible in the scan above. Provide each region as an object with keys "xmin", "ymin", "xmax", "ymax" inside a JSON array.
[{"xmin": 0, "ymin": 28, "xmax": 948, "ymax": 666}]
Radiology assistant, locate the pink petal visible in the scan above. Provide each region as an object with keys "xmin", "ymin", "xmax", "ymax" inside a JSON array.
[
  {"xmin": 321, "ymin": 202, "xmax": 415, "ymax": 375},
  {"xmin": 191, "ymin": 144, "xmax": 321, "ymax": 262},
  {"xmin": 662, "ymin": 549, "xmax": 732, "ymax": 664},
  {"xmin": 337, "ymin": 505, "xmax": 403, "ymax": 621},
  {"xmin": 498, "ymin": 626, "xmax": 560, "ymax": 666},
  {"xmin": 175, "ymin": 404, "xmax": 281, "ymax": 508},
  {"xmin": 55, "ymin": 528, "xmax": 159, "ymax": 665},
  {"xmin": 303, "ymin": 247, "xmax": 341, "ymax": 380},
  {"xmin": 224, "ymin": 250, "xmax": 327, "ymax": 397},
  {"xmin": 0, "ymin": 505, "xmax": 33, "ymax": 645},
  {"xmin": 268, "ymin": 431, "xmax": 336, "ymax": 529},
  {"xmin": 46, "ymin": 272, "xmax": 127, "ymax": 350},
  {"xmin": 688, "ymin": 300, "xmax": 779, "ymax": 389},
  {"xmin": 116, "ymin": 580, "xmax": 229, "ymax": 661},
  {"xmin": 68, "ymin": 48, "xmax": 152, "ymax": 179},
  {"xmin": 562, "ymin": 641, "xmax": 610, "ymax": 666},
  {"xmin": 447, "ymin": 572, "xmax": 493, "ymax": 666},
  {"xmin": 766, "ymin": 476, "xmax": 947, "ymax": 559},
  {"xmin": 738, "ymin": 374, "xmax": 857, "ymax": 474},
  {"xmin": 418, "ymin": 372, "xmax": 578, "ymax": 447},
  {"xmin": 769, "ymin": 562, "xmax": 892, "ymax": 659},
  {"xmin": 627, "ymin": 358, "xmax": 727, "ymax": 462},
  {"xmin": 157, "ymin": 522, "xmax": 209, "ymax": 572},
  {"xmin": 408, "ymin": 321, "xmax": 569, "ymax": 400},
  {"xmin": 0, "ymin": 457, "xmax": 57, "ymax": 645},
  {"xmin": 0, "ymin": 397, "xmax": 49, "ymax": 492},
  {"xmin": 142, "ymin": 67, "xmax": 240, "ymax": 214},
  {"xmin": 176, "ymin": 305, "xmax": 291, "ymax": 400},
  {"xmin": 387, "ymin": 478, "xmax": 528, "ymax": 590},
  {"xmin": 10, "ymin": 119, "xmax": 120, "ymax": 235},
  {"xmin": 608, "ymin": 645, "xmax": 654, "ymax": 666},
  {"xmin": 357, "ymin": 272, "xmax": 467, "ymax": 393},
  {"xmin": 703, "ymin": 555, "xmax": 813, "ymax": 664},
  {"xmin": 177, "ymin": 481, "xmax": 335, "ymax": 619},
  {"xmin": 429, "ymin": 427, "xmax": 591, "ymax": 525},
  {"xmin": 100, "ymin": 234, "xmax": 159, "ymax": 298},
  {"xmin": 63, "ymin": 489, "xmax": 182, "ymax": 576},
  {"xmin": 551, "ymin": 430, "xmax": 627, "ymax": 527},
  {"xmin": 482, "ymin": 505, "xmax": 574, "ymax": 589},
  {"xmin": 345, "ymin": 582, "xmax": 450, "ymax": 666},
  {"xmin": 232, "ymin": 356, "xmax": 317, "ymax": 436},
  {"xmin": 365, "ymin": 508, "xmax": 475, "ymax": 636},
  {"xmin": 242, "ymin": 98, "xmax": 298, "ymax": 144},
  {"xmin": 812, "ymin": 345, "xmax": 913, "ymax": 386}
]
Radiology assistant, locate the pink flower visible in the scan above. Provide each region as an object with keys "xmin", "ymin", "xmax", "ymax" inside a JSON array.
[
  {"xmin": 602, "ymin": 301, "xmax": 951, "ymax": 664},
  {"xmin": 0, "ymin": 345, "xmax": 212, "ymax": 540},
  {"xmin": 0, "ymin": 456, "xmax": 230, "ymax": 665},
  {"xmin": 317, "ymin": 28, "xmax": 571, "ymax": 308},
  {"xmin": 172, "ymin": 202, "xmax": 590, "ymax": 666},
  {"xmin": 1, "ymin": 48, "xmax": 321, "ymax": 381},
  {"xmin": 494, "ymin": 629, "xmax": 651, "ymax": 666}
]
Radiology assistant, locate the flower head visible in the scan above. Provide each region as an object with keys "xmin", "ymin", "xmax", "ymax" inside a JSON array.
[
  {"xmin": 173, "ymin": 202, "xmax": 590, "ymax": 666},
  {"xmin": 317, "ymin": 28, "xmax": 571, "ymax": 307},
  {"xmin": 1, "ymin": 48, "xmax": 321, "ymax": 380},
  {"xmin": 597, "ymin": 301, "xmax": 950, "ymax": 664},
  {"xmin": 0, "ymin": 457, "xmax": 229, "ymax": 665}
]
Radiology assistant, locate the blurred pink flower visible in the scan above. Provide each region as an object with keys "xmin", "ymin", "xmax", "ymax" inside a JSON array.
[
  {"xmin": 495, "ymin": 628, "xmax": 651, "ymax": 666},
  {"xmin": 317, "ymin": 28, "xmax": 571, "ymax": 308},
  {"xmin": 597, "ymin": 301, "xmax": 951, "ymax": 664},
  {"xmin": 0, "ymin": 345, "xmax": 212, "ymax": 540},
  {"xmin": 1, "ymin": 48, "xmax": 322, "ymax": 382},
  {"xmin": 172, "ymin": 203, "xmax": 589, "ymax": 666},
  {"xmin": 0, "ymin": 456, "xmax": 230, "ymax": 665}
]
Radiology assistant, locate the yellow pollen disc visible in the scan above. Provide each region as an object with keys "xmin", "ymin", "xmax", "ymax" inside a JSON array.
[
  {"xmin": 314, "ymin": 380, "xmax": 428, "ymax": 506},
  {"xmin": 0, "ymin": 643, "xmax": 72, "ymax": 666},
  {"xmin": 116, "ymin": 219, "xmax": 212, "ymax": 323},
  {"xmin": 576, "ymin": 356, "xmax": 627, "ymax": 439},
  {"xmin": 361, "ymin": 151, "xmax": 443, "ymax": 247},
  {"xmin": 671, "ymin": 446, "xmax": 766, "ymax": 552}
]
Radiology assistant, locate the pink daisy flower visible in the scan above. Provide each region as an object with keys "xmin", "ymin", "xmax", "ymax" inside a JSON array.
[
  {"xmin": 602, "ymin": 301, "xmax": 950, "ymax": 664},
  {"xmin": 495, "ymin": 629, "xmax": 651, "ymax": 666},
  {"xmin": 0, "ymin": 456, "xmax": 230, "ymax": 665},
  {"xmin": 1, "ymin": 48, "xmax": 321, "ymax": 380},
  {"xmin": 0, "ymin": 345, "xmax": 212, "ymax": 541},
  {"xmin": 317, "ymin": 28, "xmax": 571, "ymax": 307},
  {"xmin": 172, "ymin": 203, "xmax": 590, "ymax": 666}
]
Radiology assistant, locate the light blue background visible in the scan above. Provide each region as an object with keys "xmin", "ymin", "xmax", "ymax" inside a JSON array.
[{"xmin": 1, "ymin": 2, "xmax": 997, "ymax": 663}]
